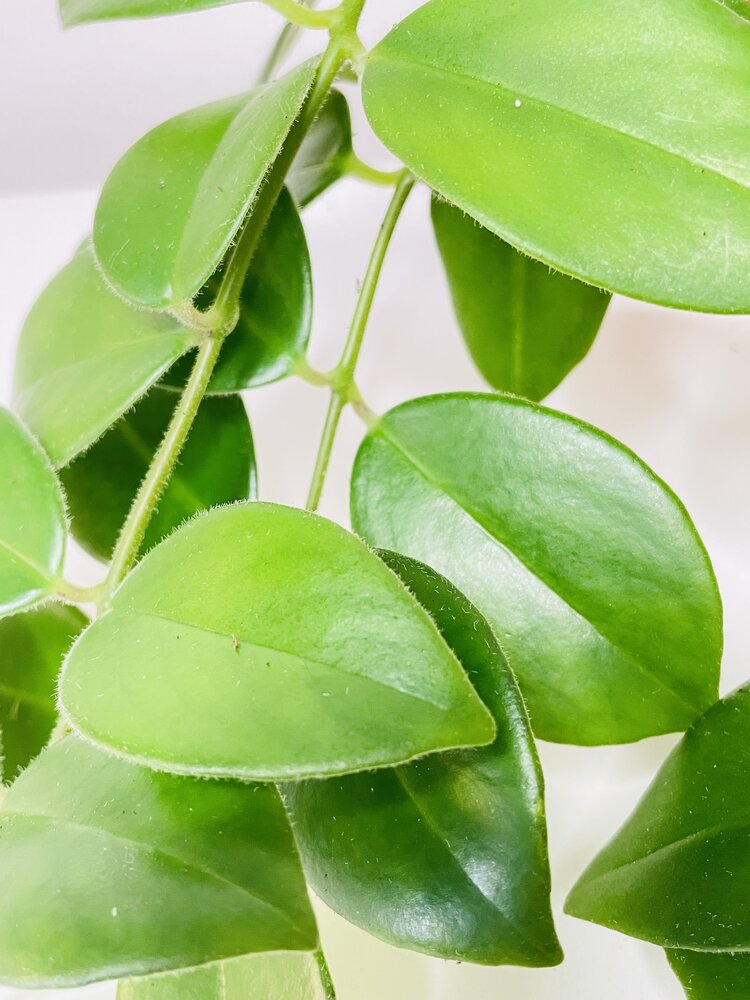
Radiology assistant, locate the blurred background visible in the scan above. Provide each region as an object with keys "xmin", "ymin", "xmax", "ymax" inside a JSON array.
[{"xmin": 1, "ymin": 2, "xmax": 749, "ymax": 997}]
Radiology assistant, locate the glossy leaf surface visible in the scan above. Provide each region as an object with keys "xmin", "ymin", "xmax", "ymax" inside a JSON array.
[
  {"xmin": 61, "ymin": 389, "xmax": 256, "ymax": 562},
  {"xmin": 0, "ymin": 605, "xmax": 86, "ymax": 783},
  {"xmin": 0, "ymin": 409, "xmax": 67, "ymax": 617},
  {"xmin": 287, "ymin": 90, "xmax": 352, "ymax": 207},
  {"xmin": 351, "ymin": 393, "xmax": 721, "ymax": 745},
  {"xmin": 94, "ymin": 63, "xmax": 317, "ymax": 308},
  {"xmin": 566, "ymin": 685, "xmax": 750, "ymax": 950},
  {"xmin": 667, "ymin": 950, "xmax": 750, "ymax": 998},
  {"xmin": 287, "ymin": 550, "xmax": 561, "ymax": 967},
  {"xmin": 431, "ymin": 198, "xmax": 611, "ymax": 400},
  {"xmin": 13, "ymin": 243, "xmax": 197, "ymax": 466},
  {"xmin": 363, "ymin": 0, "xmax": 750, "ymax": 312},
  {"xmin": 60, "ymin": 503, "xmax": 495, "ymax": 779},
  {"xmin": 162, "ymin": 189, "xmax": 311, "ymax": 393},
  {"xmin": 118, "ymin": 952, "xmax": 328, "ymax": 1000},
  {"xmin": 0, "ymin": 737, "xmax": 316, "ymax": 986}
]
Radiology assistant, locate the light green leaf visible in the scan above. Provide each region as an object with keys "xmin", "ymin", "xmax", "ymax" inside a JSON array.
[
  {"xmin": 94, "ymin": 62, "xmax": 317, "ymax": 308},
  {"xmin": 667, "ymin": 949, "xmax": 750, "ymax": 998},
  {"xmin": 363, "ymin": 0, "xmax": 750, "ymax": 312},
  {"xmin": 118, "ymin": 952, "xmax": 330, "ymax": 1000},
  {"xmin": 0, "ymin": 605, "xmax": 86, "ymax": 783},
  {"xmin": 60, "ymin": 389, "xmax": 256, "ymax": 563},
  {"xmin": 13, "ymin": 243, "xmax": 198, "ymax": 466},
  {"xmin": 0, "ymin": 736, "xmax": 316, "ymax": 987},
  {"xmin": 59, "ymin": 0, "xmax": 319, "ymax": 25},
  {"xmin": 286, "ymin": 550, "xmax": 561, "ymax": 967},
  {"xmin": 431, "ymin": 198, "xmax": 611, "ymax": 400},
  {"xmin": 288, "ymin": 90, "xmax": 352, "ymax": 208},
  {"xmin": 351, "ymin": 393, "xmax": 722, "ymax": 746},
  {"xmin": 60, "ymin": 503, "xmax": 495, "ymax": 780},
  {"xmin": 566, "ymin": 685, "xmax": 750, "ymax": 950},
  {"xmin": 162, "ymin": 189, "xmax": 311, "ymax": 394},
  {"xmin": 0, "ymin": 409, "xmax": 67, "ymax": 617}
]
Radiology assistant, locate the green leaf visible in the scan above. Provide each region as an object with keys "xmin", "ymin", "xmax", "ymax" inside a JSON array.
[
  {"xmin": 60, "ymin": 389, "xmax": 256, "ymax": 563},
  {"xmin": 431, "ymin": 198, "xmax": 611, "ymax": 400},
  {"xmin": 60, "ymin": 503, "xmax": 495, "ymax": 780},
  {"xmin": 0, "ymin": 409, "xmax": 67, "ymax": 617},
  {"xmin": 162, "ymin": 189, "xmax": 311, "ymax": 394},
  {"xmin": 118, "ymin": 952, "xmax": 329, "ymax": 1000},
  {"xmin": 286, "ymin": 550, "xmax": 561, "ymax": 967},
  {"xmin": 13, "ymin": 242, "xmax": 198, "ymax": 466},
  {"xmin": 60, "ymin": 0, "xmax": 244, "ymax": 23},
  {"xmin": 667, "ymin": 950, "xmax": 750, "ymax": 998},
  {"xmin": 566, "ymin": 685, "xmax": 750, "ymax": 950},
  {"xmin": 363, "ymin": 0, "xmax": 750, "ymax": 312},
  {"xmin": 350, "ymin": 393, "xmax": 722, "ymax": 746},
  {"xmin": 287, "ymin": 90, "xmax": 352, "ymax": 208},
  {"xmin": 94, "ymin": 62, "xmax": 317, "ymax": 308},
  {"xmin": 0, "ymin": 736, "xmax": 317, "ymax": 987},
  {"xmin": 0, "ymin": 605, "xmax": 87, "ymax": 783}
]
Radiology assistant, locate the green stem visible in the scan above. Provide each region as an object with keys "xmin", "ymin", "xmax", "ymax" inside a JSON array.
[
  {"xmin": 100, "ymin": 332, "xmax": 224, "ymax": 606},
  {"xmin": 264, "ymin": 0, "xmax": 331, "ymax": 28},
  {"xmin": 306, "ymin": 170, "xmax": 414, "ymax": 511},
  {"xmin": 257, "ymin": 0, "xmax": 320, "ymax": 84},
  {"xmin": 315, "ymin": 949, "xmax": 337, "ymax": 999},
  {"xmin": 346, "ymin": 152, "xmax": 403, "ymax": 187},
  {"xmin": 56, "ymin": 579, "xmax": 104, "ymax": 606}
]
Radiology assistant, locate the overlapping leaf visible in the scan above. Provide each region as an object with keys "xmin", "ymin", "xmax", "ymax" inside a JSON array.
[
  {"xmin": 667, "ymin": 949, "xmax": 750, "ymax": 999},
  {"xmin": 351, "ymin": 393, "xmax": 721, "ymax": 745},
  {"xmin": 288, "ymin": 90, "xmax": 352, "ymax": 208}
]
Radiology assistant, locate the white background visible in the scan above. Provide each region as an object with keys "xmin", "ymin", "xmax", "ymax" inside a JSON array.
[{"xmin": 2, "ymin": 2, "xmax": 749, "ymax": 997}]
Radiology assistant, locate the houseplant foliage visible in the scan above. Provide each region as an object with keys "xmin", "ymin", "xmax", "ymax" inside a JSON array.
[{"xmin": 1, "ymin": 0, "xmax": 748, "ymax": 995}]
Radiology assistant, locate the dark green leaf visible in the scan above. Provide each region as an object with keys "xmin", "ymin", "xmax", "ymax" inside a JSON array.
[
  {"xmin": 363, "ymin": 0, "xmax": 750, "ymax": 312},
  {"xmin": 351, "ymin": 393, "xmax": 721, "ymax": 745},
  {"xmin": 60, "ymin": 503, "xmax": 495, "ymax": 780},
  {"xmin": 286, "ymin": 550, "xmax": 561, "ymax": 967},
  {"xmin": 667, "ymin": 949, "xmax": 750, "ymax": 998},
  {"xmin": 0, "ymin": 605, "xmax": 86, "ymax": 783},
  {"xmin": 13, "ymin": 243, "xmax": 198, "ymax": 466},
  {"xmin": 0, "ymin": 409, "xmax": 67, "ymax": 617},
  {"xmin": 0, "ymin": 736, "xmax": 316, "ymax": 987},
  {"xmin": 94, "ymin": 62, "xmax": 317, "ymax": 308},
  {"xmin": 60, "ymin": 389, "xmax": 256, "ymax": 563},
  {"xmin": 288, "ymin": 90, "xmax": 352, "ymax": 207},
  {"xmin": 431, "ymin": 198, "xmax": 610, "ymax": 400},
  {"xmin": 118, "ymin": 952, "xmax": 329, "ymax": 999},
  {"xmin": 162, "ymin": 189, "xmax": 311, "ymax": 394},
  {"xmin": 566, "ymin": 685, "xmax": 750, "ymax": 950}
]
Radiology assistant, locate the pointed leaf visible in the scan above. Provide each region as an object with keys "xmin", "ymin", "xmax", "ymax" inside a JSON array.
[
  {"xmin": 13, "ymin": 243, "xmax": 198, "ymax": 466},
  {"xmin": 162, "ymin": 189, "xmax": 311, "ymax": 394},
  {"xmin": 0, "ymin": 409, "xmax": 67, "ymax": 617},
  {"xmin": 60, "ymin": 389, "xmax": 256, "ymax": 563},
  {"xmin": 288, "ymin": 90, "xmax": 352, "ymax": 208},
  {"xmin": 60, "ymin": 503, "xmax": 495, "ymax": 780},
  {"xmin": 363, "ymin": 0, "xmax": 750, "ymax": 312},
  {"xmin": 60, "ymin": 0, "xmax": 306, "ymax": 25},
  {"xmin": 0, "ymin": 605, "xmax": 86, "ymax": 783},
  {"xmin": 566, "ymin": 685, "xmax": 750, "ymax": 950},
  {"xmin": 286, "ymin": 550, "xmax": 561, "ymax": 967},
  {"xmin": 351, "ymin": 393, "xmax": 721, "ymax": 745},
  {"xmin": 94, "ymin": 63, "xmax": 317, "ymax": 308},
  {"xmin": 0, "ymin": 736, "xmax": 317, "ymax": 987},
  {"xmin": 431, "ymin": 198, "xmax": 611, "ymax": 400},
  {"xmin": 667, "ymin": 950, "xmax": 750, "ymax": 998},
  {"xmin": 118, "ymin": 952, "xmax": 329, "ymax": 1000}
]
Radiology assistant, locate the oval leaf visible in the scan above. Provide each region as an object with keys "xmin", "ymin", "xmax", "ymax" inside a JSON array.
[
  {"xmin": 350, "ymin": 393, "xmax": 722, "ymax": 746},
  {"xmin": 0, "ymin": 736, "xmax": 316, "ymax": 987},
  {"xmin": 162, "ymin": 189, "xmax": 311, "ymax": 394},
  {"xmin": 288, "ymin": 90, "xmax": 353, "ymax": 208},
  {"xmin": 0, "ymin": 409, "xmax": 67, "ymax": 617},
  {"xmin": 94, "ymin": 62, "xmax": 317, "ymax": 308},
  {"xmin": 13, "ymin": 243, "xmax": 198, "ymax": 466},
  {"xmin": 286, "ymin": 550, "xmax": 561, "ymax": 967},
  {"xmin": 667, "ymin": 950, "xmax": 750, "ymax": 999},
  {"xmin": 118, "ymin": 952, "xmax": 329, "ymax": 1000},
  {"xmin": 0, "ymin": 605, "xmax": 86, "ymax": 783},
  {"xmin": 431, "ymin": 198, "xmax": 611, "ymax": 400},
  {"xmin": 60, "ymin": 389, "xmax": 256, "ymax": 563},
  {"xmin": 566, "ymin": 685, "xmax": 750, "ymax": 951},
  {"xmin": 363, "ymin": 0, "xmax": 750, "ymax": 312},
  {"xmin": 60, "ymin": 503, "xmax": 495, "ymax": 780}
]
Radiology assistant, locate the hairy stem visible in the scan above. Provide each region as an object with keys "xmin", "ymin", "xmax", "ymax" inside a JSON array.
[
  {"xmin": 306, "ymin": 170, "xmax": 414, "ymax": 511},
  {"xmin": 315, "ymin": 949, "xmax": 337, "ymax": 999}
]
